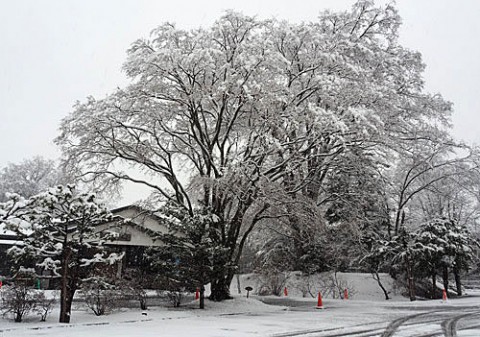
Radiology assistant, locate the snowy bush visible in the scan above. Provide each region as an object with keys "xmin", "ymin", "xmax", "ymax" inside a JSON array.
[
  {"xmin": 121, "ymin": 268, "xmax": 158, "ymax": 310},
  {"xmin": 130, "ymin": 287, "xmax": 148, "ymax": 310},
  {"xmin": 33, "ymin": 291, "xmax": 56, "ymax": 322},
  {"xmin": 160, "ymin": 290, "xmax": 190, "ymax": 308},
  {"xmin": 297, "ymin": 273, "xmax": 357, "ymax": 299},
  {"xmin": 1, "ymin": 284, "xmax": 37, "ymax": 322},
  {"xmin": 81, "ymin": 278, "xmax": 119, "ymax": 316},
  {"xmin": 296, "ymin": 274, "xmax": 317, "ymax": 298},
  {"xmin": 257, "ymin": 271, "xmax": 291, "ymax": 296}
]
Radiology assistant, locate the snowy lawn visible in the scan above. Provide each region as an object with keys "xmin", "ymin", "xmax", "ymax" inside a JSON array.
[
  {"xmin": 3, "ymin": 293, "xmax": 480, "ymax": 337},
  {"xmin": 0, "ymin": 296, "xmax": 387, "ymax": 337},
  {"xmin": 2, "ymin": 273, "xmax": 479, "ymax": 337}
]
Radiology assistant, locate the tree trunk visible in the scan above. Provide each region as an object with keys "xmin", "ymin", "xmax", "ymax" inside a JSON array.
[
  {"xmin": 139, "ymin": 295, "xmax": 147, "ymax": 310},
  {"xmin": 209, "ymin": 275, "xmax": 233, "ymax": 301},
  {"xmin": 442, "ymin": 265, "xmax": 449, "ymax": 294},
  {"xmin": 236, "ymin": 274, "xmax": 241, "ymax": 294},
  {"xmin": 60, "ymin": 246, "xmax": 73, "ymax": 323},
  {"xmin": 59, "ymin": 285, "xmax": 76, "ymax": 323},
  {"xmin": 453, "ymin": 266, "xmax": 462, "ymax": 296},
  {"xmin": 199, "ymin": 285, "xmax": 205, "ymax": 309},
  {"xmin": 14, "ymin": 311, "xmax": 22, "ymax": 322},
  {"xmin": 373, "ymin": 271, "xmax": 390, "ymax": 300},
  {"xmin": 431, "ymin": 270, "xmax": 436, "ymax": 299},
  {"xmin": 406, "ymin": 256, "xmax": 416, "ymax": 301}
]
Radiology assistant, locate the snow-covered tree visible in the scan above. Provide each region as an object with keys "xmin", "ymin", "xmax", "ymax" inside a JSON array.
[
  {"xmin": 56, "ymin": 2, "xmax": 457, "ymax": 300},
  {"xmin": 1, "ymin": 185, "xmax": 122, "ymax": 323},
  {"xmin": 0, "ymin": 156, "xmax": 69, "ymax": 202},
  {"xmin": 147, "ymin": 202, "xmax": 228, "ymax": 309},
  {"xmin": 387, "ymin": 143, "xmax": 475, "ymax": 237},
  {"xmin": 384, "ymin": 228, "xmax": 425, "ymax": 301},
  {"xmin": 360, "ymin": 233, "xmax": 392, "ymax": 300},
  {"xmin": 417, "ymin": 218, "xmax": 478, "ymax": 296}
]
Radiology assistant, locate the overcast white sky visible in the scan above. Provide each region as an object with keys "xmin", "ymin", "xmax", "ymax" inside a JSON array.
[{"xmin": 1, "ymin": 0, "xmax": 479, "ymax": 169}]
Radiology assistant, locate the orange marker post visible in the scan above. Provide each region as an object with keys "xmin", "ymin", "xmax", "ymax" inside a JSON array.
[
  {"xmin": 195, "ymin": 288, "xmax": 200, "ymax": 300},
  {"xmin": 284, "ymin": 287, "xmax": 288, "ymax": 296},
  {"xmin": 344, "ymin": 288, "xmax": 348, "ymax": 300},
  {"xmin": 442, "ymin": 289, "xmax": 447, "ymax": 302},
  {"xmin": 316, "ymin": 292, "xmax": 324, "ymax": 309}
]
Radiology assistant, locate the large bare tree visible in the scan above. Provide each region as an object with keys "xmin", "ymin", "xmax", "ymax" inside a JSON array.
[{"xmin": 56, "ymin": 2, "xmax": 458, "ymax": 300}]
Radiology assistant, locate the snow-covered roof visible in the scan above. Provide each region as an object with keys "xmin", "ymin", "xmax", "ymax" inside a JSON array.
[
  {"xmin": 89, "ymin": 204, "xmax": 169, "ymax": 247},
  {"xmin": 0, "ymin": 239, "xmax": 23, "ymax": 246},
  {"xmin": 0, "ymin": 223, "xmax": 15, "ymax": 236}
]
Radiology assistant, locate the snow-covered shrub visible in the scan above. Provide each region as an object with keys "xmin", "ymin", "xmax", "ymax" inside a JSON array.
[
  {"xmin": 307, "ymin": 272, "xmax": 357, "ymax": 299},
  {"xmin": 296, "ymin": 274, "xmax": 317, "ymax": 298},
  {"xmin": 121, "ymin": 268, "xmax": 160, "ymax": 310},
  {"xmin": 257, "ymin": 271, "xmax": 291, "ymax": 296},
  {"xmin": 33, "ymin": 291, "xmax": 56, "ymax": 322},
  {"xmin": 81, "ymin": 278, "xmax": 119, "ymax": 316},
  {"xmin": 1, "ymin": 284, "xmax": 37, "ymax": 322},
  {"xmin": 159, "ymin": 290, "xmax": 190, "ymax": 308},
  {"xmin": 129, "ymin": 287, "xmax": 148, "ymax": 310}
]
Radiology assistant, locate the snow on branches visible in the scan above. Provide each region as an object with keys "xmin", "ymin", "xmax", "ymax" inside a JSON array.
[
  {"xmin": 0, "ymin": 185, "xmax": 123, "ymax": 323},
  {"xmin": 54, "ymin": 1, "xmax": 466, "ymax": 301}
]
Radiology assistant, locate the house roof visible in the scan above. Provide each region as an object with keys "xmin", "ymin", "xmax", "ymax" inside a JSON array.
[
  {"xmin": 0, "ymin": 204, "xmax": 170, "ymax": 248},
  {"xmin": 90, "ymin": 204, "xmax": 169, "ymax": 247}
]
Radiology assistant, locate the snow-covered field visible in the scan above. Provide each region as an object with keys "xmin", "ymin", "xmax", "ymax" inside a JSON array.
[{"xmin": 2, "ymin": 273, "xmax": 479, "ymax": 337}]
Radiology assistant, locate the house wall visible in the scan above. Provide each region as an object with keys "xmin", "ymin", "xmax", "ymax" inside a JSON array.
[{"xmin": 93, "ymin": 207, "xmax": 167, "ymax": 247}]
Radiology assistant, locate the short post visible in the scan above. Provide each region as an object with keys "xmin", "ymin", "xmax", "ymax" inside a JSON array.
[
  {"xmin": 316, "ymin": 292, "xmax": 324, "ymax": 309},
  {"xmin": 284, "ymin": 287, "xmax": 288, "ymax": 296},
  {"xmin": 245, "ymin": 286, "xmax": 253, "ymax": 298},
  {"xmin": 343, "ymin": 288, "xmax": 348, "ymax": 300},
  {"xmin": 195, "ymin": 287, "xmax": 200, "ymax": 300}
]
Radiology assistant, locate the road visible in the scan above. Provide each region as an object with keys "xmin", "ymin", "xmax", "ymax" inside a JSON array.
[{"xmin": 261, "ymin": 295, "xmax": 480, "ymax": 337}]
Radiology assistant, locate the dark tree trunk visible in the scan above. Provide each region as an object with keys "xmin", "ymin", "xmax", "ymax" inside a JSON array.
[
  {"xmin": 210, "ymin": 275, "xmax": 233, "ymax": 301},
  {"xmin": 14, "ymin": 311, "xmax": 22, "ymax": 322},
  {"xmin": 453, "ymin": 266, "xmax": 462, "ymax": 296},
  {"xmin": 60, "ymin": 246, "xmax": 73, "ymax": 323},
  {"xmin": 140, "ymin": 297, "xmax": 147, "ymax": 310},
  {"xmin": 236, "ymin": 274, "xmax": 241, "ymax": 294},
  {"xmin": 373, "ymin": 271, "xmax": 390, "ymax": 300},
  {"xmin": 59, "ymin": 285, "xmax": 76, "ymax": 323},
  {"xmin": 199, "ymin": 285, "xmax": 205, "ymax": 309},
  {"xmin": 431, "ymin": 270, "xmax": 437, "ymax": 299},
  {"xmin": 442, "ymin": 266, "xmax": 449, "ymax": 294},
  {"xmin": 406, "ymin": 256, "xmax": 416, "ymax": 301}
]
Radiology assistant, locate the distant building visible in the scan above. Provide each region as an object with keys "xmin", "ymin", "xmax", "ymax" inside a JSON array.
[
  {"xmin": 0, "ymin": 232, "xmax": 22, "ymax": 277},
  {"xmin": 93, "ymin": 205, "xmax": 168, "ymax": 276},
  {"xmin": 0, "ymin": 205, "xmax": 169, "ymax": 281}
]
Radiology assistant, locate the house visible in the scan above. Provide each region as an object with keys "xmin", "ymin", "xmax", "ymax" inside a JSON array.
[
  {"xmin": 93, "ymin": 205, "xmax": 168, "ymax": 275},
  {"xmin": 0, "ymin": 205, "xmax": 169, "ymax": 280},
  {"xmin": 0, "ymin": 231, "xmax": 22, "ymax": 277}
]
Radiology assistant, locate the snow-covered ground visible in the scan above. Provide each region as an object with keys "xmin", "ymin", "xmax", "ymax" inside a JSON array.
[
  {"xmin": 1, "ymin": 273, "xmax": 479, "ymax": 337},
  {"xmin": 234, "ymin": 271, "xmax": 404, "ymax": 301}
]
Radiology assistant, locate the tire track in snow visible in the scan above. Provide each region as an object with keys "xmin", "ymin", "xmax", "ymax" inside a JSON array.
[
  {"xmin": 380, "ymin": 311, "xmax": 438, "ymax": 337},
  {"xmin": 441, "ymin": 311, "xmax": 480, "ymax": 337},
  {"xmin": 269, "ymin": 320, "xmax": 388, "ymax": 337},
  {"xmin": 380, "ymin": 308, "xmax": 480, "ymax": 337}
]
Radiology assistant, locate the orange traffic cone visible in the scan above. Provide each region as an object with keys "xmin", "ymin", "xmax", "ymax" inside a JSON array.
[
  {"xmin": 442, "ymin": 289, "xmax": 447, "ymax": 302},
  {"xmin": 195, "ymin": 288, "xmax": 200, "ymax": 300},
  {"xmin": 284, "ymin": 287, "xmax": 288, "ymax": 296},
  {"xmin": 316, "ymin": 292, "xmax": 324, "ymax": 309},
  {"xmin": 344, "ymin": 288, "xmax": 348, "ymax": 300}
]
